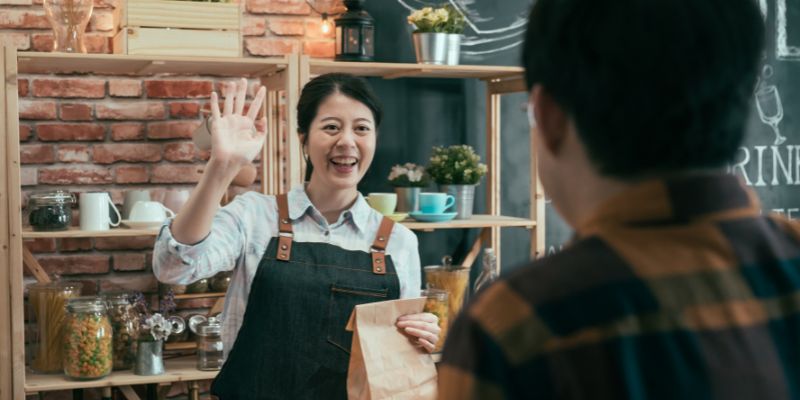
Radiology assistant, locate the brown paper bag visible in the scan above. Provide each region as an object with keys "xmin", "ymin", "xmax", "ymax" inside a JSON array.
[{"xmin": 346, "ymin": 297, "xmax": 438, "ymax": 400}]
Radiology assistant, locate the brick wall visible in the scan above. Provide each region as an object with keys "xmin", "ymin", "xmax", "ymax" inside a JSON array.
[{"xmin": 4, "ymin": 1, "xmax": 336, "ymax": 396}]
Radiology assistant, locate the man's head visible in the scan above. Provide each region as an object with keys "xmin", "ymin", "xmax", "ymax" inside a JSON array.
[{"xmin": 523, "ymin": 0, "xmax": 765, "ymax": 224}]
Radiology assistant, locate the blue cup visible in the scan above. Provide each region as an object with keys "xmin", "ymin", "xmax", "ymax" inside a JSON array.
[{"xmin": 418, "ymin": 193, "xmax": 456, "ymax": 214}]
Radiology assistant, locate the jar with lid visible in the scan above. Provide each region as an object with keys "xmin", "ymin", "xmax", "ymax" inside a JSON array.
[
  {"xmin": 63, "ymin": 297, "xmax": 113, "ymax": 380},
  {"xmin": 27, "ymin": 190, "xmax": 75, "ymax": 231},
  {"xmin": 424, "ymin": 256, "xmax": 470, "ymax": 325},
  {"xmin": 29, "ymin": 281, "xmax": 82, "ymax": 373},
  {"xmin": 190, "ymin": 315, "xmax": 225, "ymax": 370},
  {"xmin": 103, "ymin": 292, "xmax": 139, "ymax": 370}
]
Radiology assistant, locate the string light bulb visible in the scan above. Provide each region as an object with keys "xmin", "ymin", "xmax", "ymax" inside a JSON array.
[{"xmin": 321, "ymin": 13, "xmax": 332, "ymax": 35}]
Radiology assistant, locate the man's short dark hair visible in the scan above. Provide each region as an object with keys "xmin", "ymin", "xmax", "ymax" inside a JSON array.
[{"xmin": 523, "ymin": 0, "xmax": 765, "ymax": 178}]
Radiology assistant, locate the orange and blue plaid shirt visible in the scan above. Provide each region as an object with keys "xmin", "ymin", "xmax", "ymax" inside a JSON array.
[{"xmin": 439, "ymin": 173, "xmax": 800, "ymax": 399}]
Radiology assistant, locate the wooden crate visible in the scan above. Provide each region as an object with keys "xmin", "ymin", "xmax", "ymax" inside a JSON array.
[{"xmin": 113, "ymin": 0, "xmax": 242, "ymax": 57}]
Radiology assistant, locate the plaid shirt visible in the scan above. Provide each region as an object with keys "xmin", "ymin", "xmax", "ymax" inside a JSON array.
[{"xmin": 439, "ymin": 173, "xmax": 800, "ymax": 399}]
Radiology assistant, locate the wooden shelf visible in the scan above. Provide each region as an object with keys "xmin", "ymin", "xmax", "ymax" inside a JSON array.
[
  {"xmin": 308, "ymin": 59, "xmax": 523, "ymax": 81},
  {"xmin": 24, "ymin": 357, "xmax": 216, "ymax": 393},
  {"xmin": 22, "ymin": 226, "xmax": 160, "ymax": 239},
  {"xmin": 402, "ymin": 215, "xmax": 535, "ymax": 231},
  {"xmin": 165, "ymin": 341, "xmax": 198, "ymax": 351},
  {"xmin": 173, "ymin": 292, "xmax": 226, "ymax": 300},
  {"xmin": 17, "ymin": 52, "xmax": 289, "ymax": 77}
]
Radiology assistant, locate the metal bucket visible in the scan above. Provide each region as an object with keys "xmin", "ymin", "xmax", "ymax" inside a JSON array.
[
  {"xmin": 412, "ymin": 32, "xmax": 450, "ymax": 65},
  {"xmin": 445, "ymin": 34, "xmax": 461, "ymax": 65},
  {"xmin": 394, "ymin": 187, "xmax": 421, "ymax": 212},
  {"xmin": 134, "ymin": 339, "xmax": 165, "ymax": 376},
  {"xmin": 441, "ymin": 184, "xmax": 475, "ymax": 219}
]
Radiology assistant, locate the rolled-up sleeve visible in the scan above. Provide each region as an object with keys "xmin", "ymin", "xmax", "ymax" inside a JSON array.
[{"xmin": 152, "ymin": 193, "xmax": 254, "ymax": 285}]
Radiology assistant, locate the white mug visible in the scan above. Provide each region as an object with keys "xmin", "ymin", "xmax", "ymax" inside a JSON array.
[
  {"xmin": 123, "ymin": 190, "xmax": 151, "ymax": 219},
  {"xmin": 129, "ymin": 201, "xmax": 176, "ymax": 222},
  {"xmin": 80, "ymin": 192, "xmax": 121, "ymax": 231}
]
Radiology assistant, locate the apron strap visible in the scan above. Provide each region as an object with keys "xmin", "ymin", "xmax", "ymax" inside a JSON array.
[
  {"xmin": 370, "ymin": 217, "xmax": 395, "ymax": 274},
  {"xmin": 276, "ymin": 193, "xmax": 293, "ymax": 262}
]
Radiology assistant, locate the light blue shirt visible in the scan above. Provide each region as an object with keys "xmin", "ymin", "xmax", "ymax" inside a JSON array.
[{"xmin": 152, "ymin": 186, "xmax": 421, "ymax": 354}]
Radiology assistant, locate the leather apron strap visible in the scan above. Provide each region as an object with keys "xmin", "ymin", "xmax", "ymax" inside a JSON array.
[
  {"xmin": 276, "ymin": 193, "xmax": 294, "ymax": 261},
  {"xmin": 370, "ymin": 217, "xmax": 395, "ymax": 275}
]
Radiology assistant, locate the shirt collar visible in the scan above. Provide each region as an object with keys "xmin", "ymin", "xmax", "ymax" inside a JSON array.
[
  {"xmin": 576, "ymin": 172, "xmax": 761, "ymax": 236},
  {"xmin": 286, "ymin": 185, "xmax": 371, "ymax": 231}
]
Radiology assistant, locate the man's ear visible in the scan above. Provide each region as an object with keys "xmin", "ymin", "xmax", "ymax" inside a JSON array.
[{"xmin": 532, "ymin": 85, "xmax": 569, "ymax": 155}]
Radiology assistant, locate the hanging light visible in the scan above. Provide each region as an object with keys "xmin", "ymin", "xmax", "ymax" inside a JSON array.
[
  {"xmin": 321, "ymin": 13, "xmax": 332, "ymax": 35},
  {"xmin": 334, "ymin": 0, "xmax": 374, "ymax": 62}
]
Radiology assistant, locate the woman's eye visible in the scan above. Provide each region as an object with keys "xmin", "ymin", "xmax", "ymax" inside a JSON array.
[
  {"xmin": 355, "ymin": 126, "xmax": 372, "ymax": 135},
  {"xmin": 323, "ymin": 124, "xmax": 339, "ymax": 131}
]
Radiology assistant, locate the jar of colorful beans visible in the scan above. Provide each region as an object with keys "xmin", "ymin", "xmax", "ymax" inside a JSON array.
[
  {"xmin": 103, "ymin": 292, "xmax": 138, "ymax": 370},
  {"xmin": 63, "ymin": 297, "xmax": 113, "ymax": 380}
]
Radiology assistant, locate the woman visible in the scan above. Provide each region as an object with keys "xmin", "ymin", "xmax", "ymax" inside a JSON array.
[{"xmin": 153, "ymin": 74, "xmax": 439, "ymax": 398}]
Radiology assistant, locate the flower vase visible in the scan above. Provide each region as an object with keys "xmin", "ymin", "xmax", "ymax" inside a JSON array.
[
  {"xmin": 134, "ymin": 339, "xmax": 165, "ymax": 376},
  {"xmin": 440, "ymin": 184, "xmax": 476, "ymax": 219},
  {"xmin": 43, "ymin": 0, "xmax": 93, "ymax": 53},
  {"xmin": 394, "ymin": 187, "xmax": 421, "ymax": 212}
]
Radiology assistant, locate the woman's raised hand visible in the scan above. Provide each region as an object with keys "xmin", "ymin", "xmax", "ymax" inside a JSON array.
[{"xmin": 209, "ymin": 78, "xmax": 268, "ymax": 167}]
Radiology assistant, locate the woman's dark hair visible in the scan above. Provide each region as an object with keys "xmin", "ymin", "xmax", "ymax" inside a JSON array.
[
  {"xmin": 523, "ymin": 0, "xmax": 764, "ymax": 178},
  {"xmin": 296, "ymin": 73, "xmax": 383, "ymax": 181}
]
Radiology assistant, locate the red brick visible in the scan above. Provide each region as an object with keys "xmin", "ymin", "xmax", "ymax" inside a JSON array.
[
  {"xmin": 18, "ymin": 78, "xmax": 28, "ymax": 97},
  {"xmin": 246, "ymin": 0, "xmax": 311, "ymax": 15},
  {"xmin": 18, "ymin": 100, "xmax": 56, "ymax": 120},
  {"xmin": 96, "ymin": 102, "xmax": 165, "ymax": 120},
  {"xmin": 30, "ymin": 32, "xmax": 53, "ymax": 52},
  {"xmin": 92, "ymin": 143, "xmax": 162, "ymax": 164},
  {"xmin": 27, "ymin": 238, "xmax": 56, "ymax": 253},
  {"xmin": 19, "ymin": 124, "xmax": 31, "ymax": 141},
  {"xmin": 113, "ymin": 253, "xmax": 146, "ymax": 271},
  {"xmin": 169, "ymin": 102, "xmax": 200, "ymax": 118},
  {"xmin": 57, "ymin": 144, "xmax": 91, "ymax": 163},
  {"xmin": 39, "ymin": 166, "xmax": 112, "ymax": 185},
  {"xmin": 303, "ymin": 40, "xmax": 335, "ymax": 58},
  {"xmin": 100, "ymin": 275, "xmax": 158, "ymax": 294},
  {"xmin": 90, "ymin": 10, "xmax": 114, "ymax": 31},
  {"xmin": 114, "ymin": 165, "xmax": 149, "ymax": 183},
  {"xmin": 245, "ymin": 38, "xmax": 299, "ymax": 56},
  {"xmin": 145, "ymin": 80, "xmax": 213, "ymax": 99},
  {"xmin": 305, "ymin": 19, "xmax": 336, "ymax": 39},
  {"xmin": 58, "ymin": 238, "xmax": 93, "ymax": 252},
  {"xmin": 59, "ymin": 103, "xmax": 93, "ymax": 121},
  {"xmin": 85, "ymin": 33, "xmax": 108, "ymax": 54},
  {"xmin": 94, "ymin": 236, "xmax": 155, "ymax": 250},
  {"xmin": 146, "ymin": 120, "xmax": 200, "ymax": 139},
  {"xmin": 109, "ymin": 79, "xmax": 142, "ymax": 97},
  {"xmin": 111, "ymin": 123, "xmax": 145, "ymax": 141},
  {"xmin": 20, "ymin": 167, "xmax": 36, "ymax": 186},
  {"xmin": 243, "ymin": 16, "xmax": 266, "ymax": 36},
  {"xmin": 197, "ymin": 149, "xmax": 211, "ymax": 161},
  {"xmin": 0, "ymin": 32, "xmax": 29, "ymax": 50},
  {"xmin": 0, "ymin": 9, "xmax": 49, "ymax": 28},
  {"xmin": 32, "ymin": 78, "xmax": 106, "ymax": 99},
  {"xmin": 38, "ymin": 254, "xmax": 110, "ymax": 275},
  {"xmin": 151, "ymin": 164, "xmax": 202, "ymax": 183},
  {"xmin": 163, "ymin": 142, "xmax": 196, "ymax": 162},
  {"xmin": 20, "ymin": 144, "xmax": 55, "ymax": 164},
  {"xmin": 268, "ymin": 19, "xmax": 305, "ymax": 36},
  {"xmin": 37, "ymin": 123, "xmax": 105, "ymax": 141}
]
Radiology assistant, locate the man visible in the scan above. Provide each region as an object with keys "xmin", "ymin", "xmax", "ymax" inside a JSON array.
[{"xmin": 439, "ymin": 0, "xmax": 800, "ymax": 398}]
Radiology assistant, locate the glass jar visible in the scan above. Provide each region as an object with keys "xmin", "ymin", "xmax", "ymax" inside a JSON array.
[
  {"xmin": 63, "ymin": 297, "xmax": 113, "ymax": 380},
  {"xmin": 186, "ymin": 278, "xmax": 209, "ymax": 294},
  {"xmin": 209, "ymin": 271, "xmax": 232, "ymax": 292},
  {"xmin": 27, "ymin": 190, "xmax": 75, "ymax": 231},
  {"xmin": 29, "ymin": 281, "xmax": 82, "ymax": 373},
  {"xmin": 103, "ymin": 292, "xmax": 138, "ymax": 370},
  {"xmin": 424, "ymin": 256, "xmax": 470, "ymax": 326},
  {"xmin": 422, "ymin": 289, "xmax": 449, "ymax": 353},
  {"xmin": 193, "ymin": 316, "xmax": 225, "ymax": 371}
]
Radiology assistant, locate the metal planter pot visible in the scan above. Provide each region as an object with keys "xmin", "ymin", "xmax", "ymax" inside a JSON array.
[
  {"xmin": 135, "ymin": 339, "xmax": 165, "ymax": 376},
  {"xmin": 394, "ymin": 187, "xmax": 421, "ymax": 212},
  {"xmin": 413, "ymin": 32, "xmax": 461, "ymax": 65},
  {"xmin": 440, "ymin": 184, "xmax": 475, "ymax": 219}
]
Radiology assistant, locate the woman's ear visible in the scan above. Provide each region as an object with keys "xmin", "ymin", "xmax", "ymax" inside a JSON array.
[{"xmin": 532, "ymin": 85, "xmax": 569, "ymax": 156}]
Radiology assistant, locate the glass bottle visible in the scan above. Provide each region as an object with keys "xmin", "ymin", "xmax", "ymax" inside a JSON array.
[
  {"xmin": 474, "ymin": 248, "xmax": 498, "ymax": 293},
  {"xmin": 103, "ymin": 292, "xmax": 138, "ymax": 370},
  {"xmin": 63, "ymin": 297, "xmax": 113, "ymax": 380},
  {"xmin": 422, "ymin": 288, "xmax": 449, "ymax": 352},
  {"xmin": 42, "ymin": 0, "xmax": 93, "ymax": 53},
  {"xmin": 29, "ymin": 281, "xmax": 82, "ymax": 373},
  {"xmin": 194, "ymin": 316, "xmax": 225, "ymax": 371}
]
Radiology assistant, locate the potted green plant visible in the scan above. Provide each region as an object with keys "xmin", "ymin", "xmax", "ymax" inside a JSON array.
[
  {"xmin": 407, "ymin": 4, "xmax": 466, "ymax": 65},
  {"xmin": 388, "ymin": 163, "xmax": 430, "ymax": 212},
  {"xmin": 427, "ymin": 145, "xmax": 487, "ymax": 219}
]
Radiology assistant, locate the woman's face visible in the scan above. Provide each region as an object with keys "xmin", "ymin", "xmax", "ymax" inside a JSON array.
[{"xmin": 305, "ymin": 92, "xmax": 376, "ymax": 191}]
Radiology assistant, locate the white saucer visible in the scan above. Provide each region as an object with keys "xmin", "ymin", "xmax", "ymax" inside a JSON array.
[
  {"xmin": 121, "ymin": 220, "xmax": 163, "ymax": 229},
  {"xmin": 409, "ymin": 211, "xmax": 458, "ymax": 223}
]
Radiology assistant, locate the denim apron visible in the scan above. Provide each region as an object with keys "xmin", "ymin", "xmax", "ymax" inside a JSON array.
[{"xmin": 211, "ymin": 193, "xmax": 401, "ymax": 399}]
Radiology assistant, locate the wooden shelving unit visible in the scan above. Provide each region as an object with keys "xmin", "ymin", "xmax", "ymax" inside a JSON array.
[{"xmin": 22, "ymin": 227, "xmax": 161, "ymax": 239}]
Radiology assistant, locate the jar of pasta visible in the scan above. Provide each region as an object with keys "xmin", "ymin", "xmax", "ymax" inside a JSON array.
[
  {"xmin": 29, "ymin": 281, "xmax": 82, "ymax": 374},
  {"xmin": 103, "ymin": 292, "xmax": 138, "ymax": 370},
  {"xmin": 63, "ymin": 297, "xmax": 113, "ymax": 380}
]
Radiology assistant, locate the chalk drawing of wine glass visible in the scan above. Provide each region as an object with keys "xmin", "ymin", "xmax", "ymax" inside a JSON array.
[{"xmin": 755, "ymin": 82, "xmax": 787, "ymax": 146}]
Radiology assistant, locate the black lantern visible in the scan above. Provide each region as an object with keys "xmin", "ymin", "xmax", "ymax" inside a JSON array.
[{"xmin": 334, "ymin": 0, "xmax": 374, "ymax": 62}]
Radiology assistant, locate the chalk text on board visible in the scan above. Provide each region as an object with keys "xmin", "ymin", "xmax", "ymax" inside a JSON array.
[{"xmin": 731, "ymin": 145, "xmax": 800, "ymax": 186}]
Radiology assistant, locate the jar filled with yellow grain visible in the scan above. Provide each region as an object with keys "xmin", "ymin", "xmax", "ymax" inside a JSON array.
[
  {"xmin": 424, "ymin": 256, "xmax": 469, "ymax": 326},
  {"xmin": 63, "ymin": 297, "xmax": 113, "ymax": 380},
  {"xmin": 29, "ymin": 281, "xmax": 82, "ymax": 374}
]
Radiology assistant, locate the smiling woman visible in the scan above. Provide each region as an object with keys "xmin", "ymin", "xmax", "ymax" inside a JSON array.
[{"xmin": 152, "ymin": 74, "xmax": 438, "ymax": 399}]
